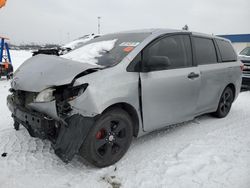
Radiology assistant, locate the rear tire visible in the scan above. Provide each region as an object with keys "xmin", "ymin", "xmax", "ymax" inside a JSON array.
[
  {"xmin": 213, "ymin": 87, "xmax": 234, "ymax": 118},
  {"xmin": 79, "ymin": 108, "xmax": 133, "ymax": 168}
]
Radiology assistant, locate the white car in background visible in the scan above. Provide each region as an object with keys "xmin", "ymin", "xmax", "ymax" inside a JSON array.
[
  {"xmin": 61, "ymin": 34, "xmax": 101, "ymax": 53},
  {"xmin": 32, "ymin": 34, "xmax": 101, "ymax": 56}
]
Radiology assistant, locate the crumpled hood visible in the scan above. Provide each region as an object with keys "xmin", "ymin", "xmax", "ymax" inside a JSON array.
[{"xmin": 12, "ymin": 54, "xmax": 99, "ymax": 92}]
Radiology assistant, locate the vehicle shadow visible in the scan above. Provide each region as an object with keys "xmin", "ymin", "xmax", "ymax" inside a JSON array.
[{"xmin": 240, "ymin": 88, "xmax": 250, "ymax": 92}]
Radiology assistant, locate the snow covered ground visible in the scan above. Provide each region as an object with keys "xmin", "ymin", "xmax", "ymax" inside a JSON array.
[{"xmin": 0, "ymin": 50, "xmax": 250, "ymax": 188}]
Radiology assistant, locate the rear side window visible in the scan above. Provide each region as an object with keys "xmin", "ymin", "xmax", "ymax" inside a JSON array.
[
  {"xmin": 193, "ymin": 37, "xmax": 217, "ymax": 65},
  {"xmin": 216, "ymin": 39, "xmax": 237, "ymax": 62},
  {"xmin": 143, "ymin": 35, "xmax": 193, "ymax": 71}
]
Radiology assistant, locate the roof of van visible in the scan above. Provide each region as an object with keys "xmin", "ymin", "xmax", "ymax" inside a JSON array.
[
  {"xmin": 117, "ymin": 28, "xmax": 229, "ymax": 41},
  {"xmin": 118, "ymin": 28, "xmax": 187, "ymax": 34}
]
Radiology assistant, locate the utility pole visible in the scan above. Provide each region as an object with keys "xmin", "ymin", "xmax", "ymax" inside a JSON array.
[{"xmin": 98, "ymin": 16, "xmax": 101, "ymax": 34}]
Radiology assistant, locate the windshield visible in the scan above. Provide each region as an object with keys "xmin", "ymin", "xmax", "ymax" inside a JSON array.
[
  {"xmin": 240, "ymin": 47, "xmax": 250, "ymax": 56},
  {"xmin": 62, "ymin": 33, "xmax": 150, "ymax": 67}
]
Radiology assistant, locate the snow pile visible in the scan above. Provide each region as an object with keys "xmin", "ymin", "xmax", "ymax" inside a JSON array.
[
  {"xmin": 62, "ymin": 39, "xmax": 117, "ymax": 65},
  {"xmin": 62, "ymin": 35, "xmax": 100, "ymax": 50}
]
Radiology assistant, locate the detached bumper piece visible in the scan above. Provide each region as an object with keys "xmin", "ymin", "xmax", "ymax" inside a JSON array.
[
  {"xmin": 54, "ymin": 114, "xmax": 95, "ymax": 162},
  {"xmin": 7, "ymin": 94, "xmax": 95, "ymax": 163}
]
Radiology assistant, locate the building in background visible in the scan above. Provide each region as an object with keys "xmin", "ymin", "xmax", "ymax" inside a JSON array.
[{"xmin": 218, "ymin": 34, "xmax": 250, "ymax": 53}]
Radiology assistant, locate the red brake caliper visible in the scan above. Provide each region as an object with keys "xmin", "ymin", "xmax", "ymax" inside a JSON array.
[{"xmin": 95, "ymin": 129, "xmax": 106, "ymax": 139}]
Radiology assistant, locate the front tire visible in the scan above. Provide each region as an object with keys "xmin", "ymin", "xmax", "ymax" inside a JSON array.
[
  {"xmin": 80, "ymin": 108, "xmax": 133, "ymax": 168},
  {"xmin": 213, "ymin": 87, "xmax": 234, "ymax": 118}
]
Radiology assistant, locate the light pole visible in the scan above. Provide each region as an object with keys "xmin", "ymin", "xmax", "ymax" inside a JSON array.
[{"xmin": 98, "ymin": 16, "xmax": 101, "ymax": 34}]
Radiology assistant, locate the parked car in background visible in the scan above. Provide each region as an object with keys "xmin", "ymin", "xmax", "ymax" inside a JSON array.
[
  {"xmin": 32, "ymin": 34, "xmax": 100, "ymax": 56},
  {"xmin": 7, "ymin": 29, "xmax": 242, "ymax": 167},
  {"xmin": 239, "ymin": 47, "xmax": 250, "ymax": 89}
]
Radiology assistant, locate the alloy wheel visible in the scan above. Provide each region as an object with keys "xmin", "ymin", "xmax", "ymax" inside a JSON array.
[{"xmin": 94, "ymin": 120, "xmax": 128, "ymax": 159}]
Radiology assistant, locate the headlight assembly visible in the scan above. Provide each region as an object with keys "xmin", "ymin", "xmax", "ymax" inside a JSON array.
[
  {"xmin": 34, "ymin": 84, "xmax": 88, "ymax": 103},
  {"xmin": 63, "ymin": 83, "xmax": 89, "ymax": 101},
  {"xmin": 35, "ymin": 88, "xmax": 55, "ymax": 103}
]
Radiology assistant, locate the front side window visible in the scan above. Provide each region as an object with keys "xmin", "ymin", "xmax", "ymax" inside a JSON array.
[
  {"xmin": 216, "ymin": 39, "xmax": 237, "ymax": 62},
  {"xmin": 193, "ymin": 37, "xmax": 217, "ymax": 65},
  {"xmin": 143, "ymin": 35, "xmax": 192, "ymax": 71}
]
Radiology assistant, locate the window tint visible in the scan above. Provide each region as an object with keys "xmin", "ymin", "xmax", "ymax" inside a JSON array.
[
  {"xmin": 143, "ymin": 35, "xmax": 192, "ymax": 71},
  {"xmin": 193, "ymin": 37, "xmax": 217, "ymax": 65},
  {"xmin": 216, "ymin": 39, "xmax": 237, "ymax": 62}
]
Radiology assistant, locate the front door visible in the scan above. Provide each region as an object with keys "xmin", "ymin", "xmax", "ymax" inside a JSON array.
[{"xmin": 140, "ymin": 34, "xmax": 201, "ymax": 132}]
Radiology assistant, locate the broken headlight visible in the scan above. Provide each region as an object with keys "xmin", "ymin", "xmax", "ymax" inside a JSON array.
[
  {"xmin": 56, "ymin": 84, "xmax": 89, "ymax": 115},
  {"xmin": 35, "ymin": 84, "xmax": 88, "ymax": 103},
  {"xmin": 62, "ymin": 83, "xmax": 89, "ymax": 101},
  {"xmin": 35, "ymin": 88, "xmax": 55, "ymax": 103}
]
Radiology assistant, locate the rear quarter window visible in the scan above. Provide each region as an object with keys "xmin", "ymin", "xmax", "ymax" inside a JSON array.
[{"xmin": 215, "ymin": 39, "xmax": 237, "ymax": 62}]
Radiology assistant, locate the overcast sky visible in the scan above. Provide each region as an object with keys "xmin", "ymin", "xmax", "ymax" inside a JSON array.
[{"xmin": 0, "ymin": 0, "xmax": 249, "ymax": 45}]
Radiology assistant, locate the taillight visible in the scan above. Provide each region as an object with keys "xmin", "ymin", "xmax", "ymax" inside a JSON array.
[{"xmin": 240, "ymin": 63, "xmax": 245, "ymax": 71}]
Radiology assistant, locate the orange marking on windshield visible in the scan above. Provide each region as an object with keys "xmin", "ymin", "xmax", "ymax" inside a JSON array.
[{"xmin": 123, "ymin": 46, "xmax": 134, "ymax": 52}]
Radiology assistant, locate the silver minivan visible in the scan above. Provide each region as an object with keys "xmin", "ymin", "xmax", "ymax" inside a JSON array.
[{"xmin": 7, "ymin": 29, "xmax": 242, "ymax": 167}]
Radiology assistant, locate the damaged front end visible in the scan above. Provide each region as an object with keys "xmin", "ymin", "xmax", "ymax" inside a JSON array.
[
  {"xmin": 7, "ymin": 55, "xmax": 101, "ymax": 163},
  {"xmin": 7, "ymin": 82, "xmax": 96, "ymax": 163}
]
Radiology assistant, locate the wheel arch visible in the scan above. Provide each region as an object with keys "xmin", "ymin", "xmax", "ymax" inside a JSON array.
[
  {"xmin": 226, "ymin": 83, "xmax": 236, "ymax": 101},
  {"xmin": 102, "ymin": 102, "xmax": 140, "ymax": 137}
]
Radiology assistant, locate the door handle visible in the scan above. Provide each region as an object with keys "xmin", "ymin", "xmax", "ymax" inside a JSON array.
[{"xmin": 188, "ymin": 72, "xmax": 200, "ymax": 79}]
